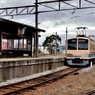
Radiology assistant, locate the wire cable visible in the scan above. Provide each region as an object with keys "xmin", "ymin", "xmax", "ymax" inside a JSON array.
[{"xmin": 39, "ymin": 2, "xmax": 83, "ymax": 26}]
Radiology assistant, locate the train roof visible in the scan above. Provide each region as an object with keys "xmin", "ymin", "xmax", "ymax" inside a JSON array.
[{"xmin": 67, "ymin": 35, "xmax": 95, "ymax": 42}]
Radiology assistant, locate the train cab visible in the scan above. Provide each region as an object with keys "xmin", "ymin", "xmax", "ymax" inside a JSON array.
[
  {"xmin": 67, "ymin": 37, "xmax": 89, "ymax": 57},
  {"xmin": 66, "ymin": 36, "xmax": 90, "ymax": 66}
]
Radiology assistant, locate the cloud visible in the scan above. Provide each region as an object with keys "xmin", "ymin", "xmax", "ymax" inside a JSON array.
[
  {"xmin": 1, "ymin": 0, "xmax": 95, "ymax": 45},
  {"xmin": 0, "ymin": 0, "xmax": 34, "ymax": 7}
]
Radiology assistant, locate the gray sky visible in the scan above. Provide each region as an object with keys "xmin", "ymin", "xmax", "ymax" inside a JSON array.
[{"xmin": 0, "ymin": 0, "xmax": 95, "ymax": 45}]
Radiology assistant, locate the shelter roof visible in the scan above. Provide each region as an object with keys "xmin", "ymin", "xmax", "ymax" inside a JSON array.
[{"xmin": 0, "ymin": 18, "xmax": 45, "ymax": 35}]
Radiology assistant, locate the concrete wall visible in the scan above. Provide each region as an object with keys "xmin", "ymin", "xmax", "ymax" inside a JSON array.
[{"xmin": 0, "ymin": 57, "xmax": 64, "ymax": 82}]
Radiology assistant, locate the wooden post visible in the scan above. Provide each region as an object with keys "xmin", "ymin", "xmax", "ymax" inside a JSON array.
[
  {"xmin": 31, "ymin": 34, "xmax": 33, "ymax": 57},
  {"xmin": 0, "ymin": 32, "xmax": 2, "ymax": 57}
]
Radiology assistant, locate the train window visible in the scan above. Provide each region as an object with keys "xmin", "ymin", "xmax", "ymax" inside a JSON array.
[
  {"xmin": 68, "ymin": 39, "xmax": 77, "ymax": 50},
  {"xmin": 78, "ymin": 39, "xmax": 88, "ymax": 50}
]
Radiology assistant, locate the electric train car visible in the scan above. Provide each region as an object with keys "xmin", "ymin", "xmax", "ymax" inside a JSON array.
[{"xmin": 65, "ymin": 35, "xmax": 95, "ymax": 66}]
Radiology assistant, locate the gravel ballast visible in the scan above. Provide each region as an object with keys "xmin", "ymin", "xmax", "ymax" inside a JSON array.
[{"xmin": 20, "ymin": 66, "xmax": 95, "ymax": 95}]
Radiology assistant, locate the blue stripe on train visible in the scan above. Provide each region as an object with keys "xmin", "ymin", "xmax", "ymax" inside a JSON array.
[
  {"xmin": 90, "ymin": 54, "xmax": 95, "ymax": 57},
  {"xmin": 73, "ymin": 56, "xmax": 81, "ymax": 58},
  {"xmin": 74, "ymin": 54, "xmax": 95, "ymax": 58},
  {"xmin": 73, "ymin": 54, "xmax": 95, "ymax": 58}
]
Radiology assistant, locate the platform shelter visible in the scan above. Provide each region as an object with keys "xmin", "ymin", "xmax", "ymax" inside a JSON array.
[{"xmin": 0, "ymin": 18, "xmax": 45, "ymax": 57}]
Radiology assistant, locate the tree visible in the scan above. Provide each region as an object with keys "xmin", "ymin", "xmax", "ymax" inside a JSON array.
[{"xmin": 42, "ymin": 34, "xmax": 61, "ymax": 54}]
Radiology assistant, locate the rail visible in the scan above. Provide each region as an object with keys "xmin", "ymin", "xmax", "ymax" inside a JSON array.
[
  {"xmin": 0, "ymin": 67, "xmax": 81, "ymax": 95},
  {"xmin": 85, "ymin": 90, "xmax": 95, "ymax": 95}
]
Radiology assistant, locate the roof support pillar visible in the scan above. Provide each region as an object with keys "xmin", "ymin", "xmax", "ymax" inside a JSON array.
[
  {"xmin": 79, "ymin": 0, "xmax": 81, "ymax": 8},
  {"xmin": 34, "ymin": 0, "xmax": 38, "ymax": 57},
  {"xmin": 31, "ymin": 34, "xmax": 33, "ymax": 57}
]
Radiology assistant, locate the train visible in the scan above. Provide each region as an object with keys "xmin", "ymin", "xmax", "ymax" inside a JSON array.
[{"xmin": 65, "ymin": 27, "xmax": 95, "ymax": 66}]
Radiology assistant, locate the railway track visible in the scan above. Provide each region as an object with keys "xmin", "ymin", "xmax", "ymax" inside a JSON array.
[
  {"xmin": 85, "ymin": 90, "xmax": 95, "ymax": 95},
  {"xmin": 0, "ymin": 67, "xmax": 81, "ymax": 95}
]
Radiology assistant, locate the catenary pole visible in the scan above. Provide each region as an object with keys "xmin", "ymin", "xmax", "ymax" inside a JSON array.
[
  {"xmin": 55, "ymin": 32, "xmax": 57, "ymax": 55},
  {"xmin": 35, "ymin": 0, "xmax": 38, "ymax": 57},
  {"xmin": 66, "ymin": 27, "xmax": 68, "ymax": 55}
]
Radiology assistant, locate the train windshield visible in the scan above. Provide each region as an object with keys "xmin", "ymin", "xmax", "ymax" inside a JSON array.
[
  {"xmin": 78, "ymin": 39, "xmax": 88, "ymax": 50},
  {"xmin": 68, "ymin": 39, "xmax": 77, "ymax": 50}
]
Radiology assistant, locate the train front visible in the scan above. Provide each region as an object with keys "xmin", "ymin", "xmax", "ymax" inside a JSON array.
[{"xmin": 66, "ymin": 37, "xmax": 90, "ymax": 66}]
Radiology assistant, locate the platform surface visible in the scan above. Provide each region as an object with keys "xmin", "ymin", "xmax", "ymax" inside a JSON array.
[{"xmin": 0, "ymin": 55, "xmax": 66, "ymax": 62}]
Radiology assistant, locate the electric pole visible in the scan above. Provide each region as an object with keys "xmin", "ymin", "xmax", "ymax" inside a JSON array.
[
  {"xmin": 55, "ymin": 32, "xmax": 57, "ymax": 55},
  {"xmin": 35, "ymin": 0, "xmax": 38, "ymax": 57},
  {"xmin": 66, "ymin": 27, "xmax": 68, "ymax": 55}
]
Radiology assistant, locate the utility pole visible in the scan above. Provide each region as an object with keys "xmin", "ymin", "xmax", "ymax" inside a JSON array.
[
  {"xmin": 35, "ymin": 0, "xmax": 38, "ymax": 57},
  {"xmin": 66, "ymin": 27, "xmax": 68, "ymax": 55},
  {"xmin": 55, "ymin": 32, "xmax": 57, "ymax": 55}
]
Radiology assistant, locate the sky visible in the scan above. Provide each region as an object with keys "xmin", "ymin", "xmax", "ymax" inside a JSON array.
[{"xmin": 0, "ymin": 0, "xmax": 95, "ymax": 45}]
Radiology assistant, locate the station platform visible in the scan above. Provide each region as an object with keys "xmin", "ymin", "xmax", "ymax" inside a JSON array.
[{"xmin": 0, "ymin": 55, "xmax": 66, "ymax": 84}]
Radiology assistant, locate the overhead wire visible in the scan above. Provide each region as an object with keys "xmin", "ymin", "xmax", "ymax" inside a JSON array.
[
  {"xmin": 38, "ymin": 0, "xmax": 95, "ymax": 38},
  {"xmin": 38, "ymin": 0, "xmax": 95, "ymax": 29},
  {"xmin": 67, "ymin": 10, "xmax": 84, "ymax": 26},
  {"xmin": 39, "ymin": 1, "xmax": 84, "ymax": 27},
  {"xmin": 59, "ymin": 1, "xmax": 84, "ymax": 27}
]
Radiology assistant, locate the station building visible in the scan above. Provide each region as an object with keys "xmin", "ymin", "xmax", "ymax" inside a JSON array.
[{"xmin": 0, "ymin": 18, "xmax": 45, "ymax": 58}]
